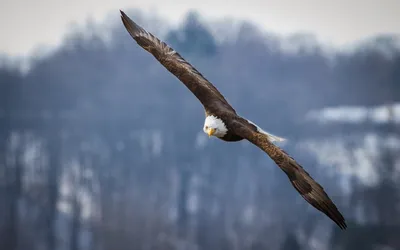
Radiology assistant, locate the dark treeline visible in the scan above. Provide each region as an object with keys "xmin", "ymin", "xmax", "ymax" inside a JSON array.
[{"xmin": 0, "ymin": 9, "xmax": 399, "ymax": 250}]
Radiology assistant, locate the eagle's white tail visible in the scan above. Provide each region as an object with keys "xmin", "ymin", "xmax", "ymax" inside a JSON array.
[
  {"xmin": 246, "ymin": 119, "xmax": 286, "ymax": 143},
  {"xmin": 263, "ymin": 131, "xmax": 286, "ymax": 142}
]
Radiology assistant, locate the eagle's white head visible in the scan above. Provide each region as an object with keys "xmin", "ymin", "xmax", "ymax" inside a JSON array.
[{"xmin": 203, "ymin": 115, "xmax": 228, "ymax": 138}]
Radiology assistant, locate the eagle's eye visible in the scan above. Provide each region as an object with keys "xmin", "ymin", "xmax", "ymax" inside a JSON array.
[{"xmin": 205, "ymin": 126, "xmax": 209, "ymax": 130}]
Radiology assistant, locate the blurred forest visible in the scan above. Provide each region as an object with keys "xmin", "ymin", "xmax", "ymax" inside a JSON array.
[{"xmin": 1, "ymin": 9, "xmax": 400, "ymax": 250}]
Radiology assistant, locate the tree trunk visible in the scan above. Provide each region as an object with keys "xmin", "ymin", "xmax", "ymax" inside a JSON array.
[
  {"xmin": 70, "ymin": 194, "xmax": 81, "ymax": 250},
  {"xmin": 46, "ymin": 124, "xmax": 62, "ymax": 250}
]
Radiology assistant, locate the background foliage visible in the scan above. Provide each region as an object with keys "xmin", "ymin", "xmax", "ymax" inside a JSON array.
[{"xmin": 1, "ymin": 9, "xmax": 399, "ymax": 250}]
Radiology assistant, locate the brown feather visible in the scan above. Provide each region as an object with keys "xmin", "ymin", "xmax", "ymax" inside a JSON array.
[
  {"xmin": 120, "ymin": 9, "xmax": 346, "ymax": 230},
  {"xmin": 120, "ymin": 10, "xmax": 235, "ymax": 112},
  {"xmin": 230, "ymin": 120, "xmax": 347, "ymax": 230}
]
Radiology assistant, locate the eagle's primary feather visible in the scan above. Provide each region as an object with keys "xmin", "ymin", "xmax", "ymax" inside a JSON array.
[{"xmin": 120, "ymin": 10, "xmax": 347, "ymax": 230}]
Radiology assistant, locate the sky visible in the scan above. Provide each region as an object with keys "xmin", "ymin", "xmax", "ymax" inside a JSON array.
[{"xmin": 1, "ymin": 0, "xmax": 400, "ymax": 57}]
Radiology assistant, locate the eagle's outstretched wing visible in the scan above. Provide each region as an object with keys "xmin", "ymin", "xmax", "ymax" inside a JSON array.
[
  {"xmin": 231, "ymin": 119, "xmax": 347, "ymax": 230},
  {"xmin": 120, "ymin": 10, "xmax": 235, "ymax": 112}
]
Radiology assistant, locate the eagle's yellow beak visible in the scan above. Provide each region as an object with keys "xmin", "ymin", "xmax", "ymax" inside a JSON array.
[{"xmin": 207, "ymin": 128, "xmax": 215, "ymax": 137}]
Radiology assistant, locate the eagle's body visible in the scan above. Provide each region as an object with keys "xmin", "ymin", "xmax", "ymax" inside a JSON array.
[
  {"xmin": 120, "ymin": 10, "xmax": 347, "ymax": 230},
  {"xmin": 204, "ymin": 113, "xmax": 285, "ymax": 142}
]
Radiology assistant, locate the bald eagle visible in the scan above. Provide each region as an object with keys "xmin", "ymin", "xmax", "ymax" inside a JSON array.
[{"xmin": 120, "ymin": 10, "xmax": 347, "ymax": 230}]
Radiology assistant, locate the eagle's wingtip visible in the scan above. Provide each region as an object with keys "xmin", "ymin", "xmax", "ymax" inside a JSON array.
[{"xmin": 334, "ymin": 215, "xmax": 347, "ymax": 230}]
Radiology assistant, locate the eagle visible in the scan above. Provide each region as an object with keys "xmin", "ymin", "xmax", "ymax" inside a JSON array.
[{"xmin": 120, "ymin": 10, "xmax": 347, "ymax": 230}]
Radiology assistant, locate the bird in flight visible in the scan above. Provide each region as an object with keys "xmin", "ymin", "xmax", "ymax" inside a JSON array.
[{"xmin": 120, "ymin": 10, "xmax": 347, "ymax": 230}]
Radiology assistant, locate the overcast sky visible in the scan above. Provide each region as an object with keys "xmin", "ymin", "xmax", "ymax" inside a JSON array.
[{"xmin": 1, "ymin": 0, "xmax": 400, "ymax": 57}]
